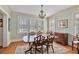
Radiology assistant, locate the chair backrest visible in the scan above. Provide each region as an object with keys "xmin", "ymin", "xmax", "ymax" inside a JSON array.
[
  {"xmin": 37, "ymin": 31, "xmax": 43, "ymax": 36},
  {"xmin": 33, "ymin": 35, "xmax": 45, "ymax": 46},
  {"xmin": 47, "ymin": 34, "xmax": 54, "ymax": 44},
  {"xmin": 73, "ymin": 34, "xmax": 79, "ymax": 41},
  {"xmin": 29, "ymin": 32, "xmax": 36, "ymax": 36}
]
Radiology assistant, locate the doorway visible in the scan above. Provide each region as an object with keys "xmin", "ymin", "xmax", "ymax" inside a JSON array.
[
  {"xmin": 0, "ymin": 9, "xmax": 9, "ymax": 48},
  {"xmin": 0, "ymin": 12, "xmax": 3, "ymax": 48}
]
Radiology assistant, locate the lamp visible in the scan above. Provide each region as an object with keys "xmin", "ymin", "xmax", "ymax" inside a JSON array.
[{"xmin": 39, "ymin": 5, "xmax": 46, "ymax": 19}]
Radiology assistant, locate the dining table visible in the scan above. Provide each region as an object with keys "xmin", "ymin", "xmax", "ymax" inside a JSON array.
[{"xmin": 24, "ymin": 34, "xmax": 58, "ymax": 54}]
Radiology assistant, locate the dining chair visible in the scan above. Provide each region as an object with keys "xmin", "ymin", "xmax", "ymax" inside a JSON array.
[
  {"xmin": 46, "ymin": 34, "xmax": 55, "ymax": 54},
  {"xmin": 25, "ymin": 35, "xmax": 46, "ymax": 54},
  {"xmin": 72, "ymin": 34, "xmax": 79, "ymax": 53}
]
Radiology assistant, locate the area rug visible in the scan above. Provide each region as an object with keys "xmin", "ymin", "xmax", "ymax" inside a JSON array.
[{"xmin": 15, "ymin": 42, "xmax": 69, "ymax": 54}]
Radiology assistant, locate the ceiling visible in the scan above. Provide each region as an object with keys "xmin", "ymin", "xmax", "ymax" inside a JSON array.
[{"xmin": 8, "ymin": 5, "xmax": 73, "ymax": 17}]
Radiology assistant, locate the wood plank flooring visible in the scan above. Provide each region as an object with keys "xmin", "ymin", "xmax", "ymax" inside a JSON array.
[{"xmin": 0, "ymin": 41, "xmax": 77, "ymax": 54}]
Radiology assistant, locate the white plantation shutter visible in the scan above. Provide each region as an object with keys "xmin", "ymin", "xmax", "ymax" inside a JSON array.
[
  {"xmin": 48, "ymin": 19, "xmax": 55, "ymax": 32},
  {"xmin": 30, "ymin": 18, "xmax": 37, "ymax": 32},
  {"xmin": 37, "ymin": 19, "xmax": 43, "ymax": 31},
  {"xmin": 17, "ymin": 14, "xmax": 43, "ymax": 33},
  {"xmin": 18, "ymin": 15, "xmax": 29, "ymax": 33}
]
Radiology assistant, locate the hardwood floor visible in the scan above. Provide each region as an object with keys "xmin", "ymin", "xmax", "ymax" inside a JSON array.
[
  {"xmin": 64, "ymin": 46, "xmax": 77, "ymax": 54},
  {"xmin": 0, "ymin": 41, "xmax": 77, "ymax": 54},
  {"xmin": 0, "ymin": 41, "xmax": 28, "ymax": 54}
]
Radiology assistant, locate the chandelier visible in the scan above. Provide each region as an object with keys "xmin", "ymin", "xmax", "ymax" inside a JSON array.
[{"xmin": 39, "ymin": 5, "xmax": 46, "ymax": 19}]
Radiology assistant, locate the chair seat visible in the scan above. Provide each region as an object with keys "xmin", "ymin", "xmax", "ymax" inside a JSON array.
[
  {"xmin": 73, "ymin": 41, "xmax": 79, "ymax": 44},
  {"xmin": 32, "ymin": 46, "xmax": 42, "ymax": 48}
]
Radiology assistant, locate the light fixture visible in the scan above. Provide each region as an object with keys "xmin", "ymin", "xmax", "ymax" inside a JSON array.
[{"xmin": 39, "ymin": 5, "xmax": 46, "ymax": 19}]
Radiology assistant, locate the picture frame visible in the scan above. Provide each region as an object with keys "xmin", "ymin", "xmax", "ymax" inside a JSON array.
[{"xmin": 57, "ymin": 19, "xmax": 68, "ymax": 28}]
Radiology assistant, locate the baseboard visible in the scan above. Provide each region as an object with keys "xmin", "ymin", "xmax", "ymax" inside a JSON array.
[
  {"xmin": 10, "ymin": 39, "xmax": 23, "ymax": 43},
  {"xmin": 68, "ymin": 42, "xmax": 72, "ymax": 46},
  {"xmin": 0, "ymin": 40, "xmax": 2, "ymax": 46},
  {"xmin": 7, "ymin": 40, "xmax": 11, "ymax": 47}
]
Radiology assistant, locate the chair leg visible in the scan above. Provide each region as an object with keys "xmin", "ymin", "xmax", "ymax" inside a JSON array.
[
  {"xmin": 30, "ymin": 49, "xmax": 32, "ymax": 54},
  {"xmin": 35, "ymin": 46, "xmax": 37, "ymax": 54},
  {"xmin": 52, "ymin": 45, "xmax": 54, "ymax": 53},
  {"xmin": 77, "ymin": 43, "xmax": 79, "ymax": 54},
  {"xmin": 36, "ymin": 48, "xmax": 41, "ymax": 53},
  {"xmin": 77, "ymin": 49, "xmax": 79, "ymax": 54},
  {"xmin": 77, "ymin": 47, "xmax": 79, "ymax": 54},
  {"xmin": 41, "ymin": 45, "xmax": 43, "ymax": 54},
  {"xmin": 25, "ymin": 46, "xmax": 32, "ymax": 54},
  {"xmin": 72, "ymin": 42, "xmax": 73, "ymax": 50},
  {"xmin": 47, "ymin": 45, "xmax": 49, "ymax": 54}
]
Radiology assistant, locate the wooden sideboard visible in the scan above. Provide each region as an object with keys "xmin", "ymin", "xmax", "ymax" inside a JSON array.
[{"xmin": 54, "ymin": 32, "xmax": 68, "ymax": 45}]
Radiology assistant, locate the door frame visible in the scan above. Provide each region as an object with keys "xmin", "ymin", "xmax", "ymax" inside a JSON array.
[{"xmin": 0, "ymin": 9, "xmax": 10, "ymax": 47}]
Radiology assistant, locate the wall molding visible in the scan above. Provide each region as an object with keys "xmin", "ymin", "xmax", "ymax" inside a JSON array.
[
  {"xmin": 68, "ymin": 42, "xmax": 72, "ymax": 46},
  {"xmin": 10, "ymin": 39, "xmax": 23, "ymax": 43}
]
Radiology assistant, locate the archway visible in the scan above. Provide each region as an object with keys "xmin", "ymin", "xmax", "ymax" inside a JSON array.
[{"xmin": 0, "ymin": 9, "xmax": 9, "ymax": 47}]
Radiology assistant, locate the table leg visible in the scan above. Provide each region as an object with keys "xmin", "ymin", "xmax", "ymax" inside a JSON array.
[
  {"xmin": 72, "ymin": 42, "xmax": 73, "ymax": 50},
  {"xmin": 25, "ymin": 46, "xmax": 32, "ymax": 54},
  {"xmin": 77, "ymin": 49, "xmax": 79, "ymax": 54},
  {"xmin": 41, "ymin": 45, "xmax": 43, "ymax": 54},
  {"xmin": 77, "ymin": 43, "xmax": 79, "ymax": 54}
]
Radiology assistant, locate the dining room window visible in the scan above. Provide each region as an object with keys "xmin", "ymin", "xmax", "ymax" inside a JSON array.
[
  {"xmin": 17, "ymin": 15, "xmax": 30, "ymax": 33},
  {"xmin": 17, "ymin": 14, "xmax": 44, "ymax": 33}
]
